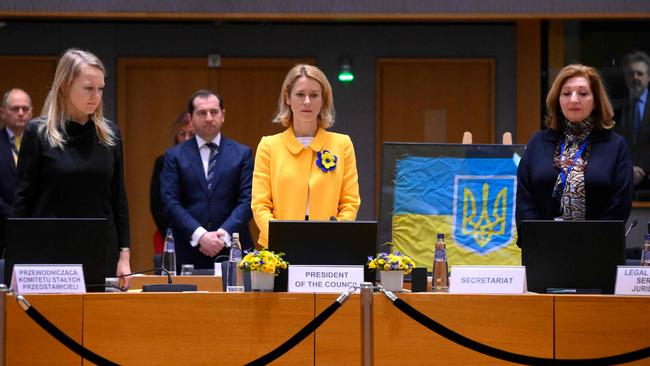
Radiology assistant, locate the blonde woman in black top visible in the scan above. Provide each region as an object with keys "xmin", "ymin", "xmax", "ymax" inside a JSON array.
[{"xmin": 13, "ymin": 49, "xmax": 131, "ymax": 288}]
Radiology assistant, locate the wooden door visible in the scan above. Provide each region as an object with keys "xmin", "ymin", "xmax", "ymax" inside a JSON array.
[
  {"xmin": 376, "ymin": 59, "xmax": 496, "ymax": 202},
  {"xmin": 0, "ymin": 56, "xmax": 57, "ymax": 120},
  {"xmin": 117, "ymin": 57, "xmax": 311, "ymax": 272},
  {"xmin": 377, "ymin": 59, "xmax": 495, "ymax": 145}
]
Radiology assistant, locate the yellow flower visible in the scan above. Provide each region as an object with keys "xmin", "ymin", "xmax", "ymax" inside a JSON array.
[
  {"xmin": 367, "ymin": 251, "xmax": 416, "ymax": 275},
  {"xmin": 316, "ymin": 149, "xmax": 338, "ymax": 172},
  {"xmin": 322, "ymin": 151, "xmax": 336, "ymax": 169},
  {"xmin": 238, "ymin": 249, "xmax": 289, "ymax": 275}
]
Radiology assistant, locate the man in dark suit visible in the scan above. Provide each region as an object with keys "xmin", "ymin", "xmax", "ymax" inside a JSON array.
[
  {"xmin": 0, "ymin": 88, "xmax": 32, "ymax": 254},
  {"xmin": 161, "ymin": 90, "xmax": 253, "ymax": 272},
  {"xmin": 615, "ymin": 51, "xmax": 650, "ymax": 191},
  {"xmin": 149, "ymin": 111, "xmax": 193, "ymax": 256}
]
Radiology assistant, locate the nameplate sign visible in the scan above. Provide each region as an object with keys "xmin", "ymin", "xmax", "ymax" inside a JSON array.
[
  {"xmin": 10, "ymin": 264, "xmax": 86, "ymax": 294},
  {"xmin": 615, "ymin": 266, "xmax": 650, "ymax": 295},
  {"xmin": 449, "ymin": 265, "xmax": 526, "ymax": 294},
  {"xmin": 288, "ymin": 265, "xmax": 363, "ymax": 293}
]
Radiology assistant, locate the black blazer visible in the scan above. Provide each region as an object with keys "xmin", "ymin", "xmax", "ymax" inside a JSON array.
[
  {"xmin": 0, "ymin": 128, "xmax": 16, "ymax": 253},
  {"xmin": 150, "ymin": 154, "xmax": 168, "ymax": 234},
  {"xmin": 516, "ymin": 128, "xmax": 633, "ymax": 229},
  {"xmin": 614, "ymin": 90, "xmax": 650, "ymax": 178}
]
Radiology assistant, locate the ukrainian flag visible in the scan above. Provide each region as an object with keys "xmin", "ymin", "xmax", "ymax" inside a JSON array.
[{"xmin": 392, "ymin": 156, "xmax": 521, "ymax": 271}]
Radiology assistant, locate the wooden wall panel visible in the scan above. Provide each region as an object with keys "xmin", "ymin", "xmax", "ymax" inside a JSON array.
[
  {"xmin": 376, "ymin": 58, "xmax": 495, "ymax": 206},
  {"xmin": 516, "ymin": 20, "xmax": 542, "ymax": 144},
  {"xmin": 0, "ymin": 56, "xmax": 57, "ymax": 123}
]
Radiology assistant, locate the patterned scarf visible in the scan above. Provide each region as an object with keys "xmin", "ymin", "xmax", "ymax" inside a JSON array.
[{"xmin": 552, "ymin": 117, "xmax": 593, "ymax": 220}]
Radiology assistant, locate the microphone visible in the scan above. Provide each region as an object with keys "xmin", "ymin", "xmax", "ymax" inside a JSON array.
[
  {"xmin": 116, "ymin": 268, "xmax": 197, "ymax": 292},
  {"xmin": 329, "ymin": 216, "xmax": 337, "ymax": 221},
  {"xmin": 625, "ymin": 219, "xmax": 638, "ymax": 238}
]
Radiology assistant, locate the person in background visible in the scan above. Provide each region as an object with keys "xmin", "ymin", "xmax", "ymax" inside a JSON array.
[
  {"xmin": 161, "ymin": 90, "xmax": 253, "ymax": 273},
  {"xmin": 0, "ymin": 88, "xmax": 32, "ymax": 255},
  {"xmin": 150, "ymin": 111, "xmax": 194, "ymax": 256},
  {"xmin": 12, "ymin": 49, "xmax": 131, "ymax": 287},
  {"xmin": 614, "ymin": 51, "xmax": 650, "ymax": 190},
  {"xmin": 252, "ymin": 64, "xmax": 361, "ymax": 247},
  {"xmin": 516, "ymin": 63, "xmax": 633, "ymax": 235}
]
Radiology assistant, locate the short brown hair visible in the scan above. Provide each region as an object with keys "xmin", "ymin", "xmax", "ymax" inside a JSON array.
[
  {"xmin": 545, "ymin": 64, "xmax": 614, "ymax": 130},
  {"xmin": 187, "ymin": 89, "xmax": 224, "ymax": 115}
]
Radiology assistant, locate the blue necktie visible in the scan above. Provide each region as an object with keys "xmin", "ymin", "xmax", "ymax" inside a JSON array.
[
  {"xmin": 634, "ymin": 99, "xmax": 643, "ymax": 133},
  {"xmin": 205, "ymin": 142, "xmax": 219, "ymax": 190}
]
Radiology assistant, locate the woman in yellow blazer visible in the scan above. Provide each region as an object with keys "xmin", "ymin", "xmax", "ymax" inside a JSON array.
[{"xmin": 252, "ymin": 64, "xmax": 361, "ymax": 247}]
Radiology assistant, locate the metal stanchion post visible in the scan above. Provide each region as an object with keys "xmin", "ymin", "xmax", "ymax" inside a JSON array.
[{"xmin": 360, "ymin": 282, "xmax": 373, "ymax": 366}]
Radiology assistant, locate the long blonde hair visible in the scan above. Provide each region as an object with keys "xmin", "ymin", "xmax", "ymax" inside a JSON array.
[
  {"xmin": 272, "ymin": 64, "xmax": 335, "ymax": 128},
  {"xmin": 40, "ymin": 48, "xmax": 115, "ymax": 148}
]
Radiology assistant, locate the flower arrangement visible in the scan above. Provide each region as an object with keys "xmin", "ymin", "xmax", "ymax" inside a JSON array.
[
  {"xmin": 367, "ymin": 251, "xmax": 415, "ymax": 274},
  {"xmin": 316, "ymin": 149, "xmax": 337, "ymax": 172},
  {"xmin": 238, "ymin": 249, "xmax": 289, "ymax": 275}
]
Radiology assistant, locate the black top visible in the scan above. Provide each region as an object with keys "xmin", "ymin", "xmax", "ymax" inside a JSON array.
[
  {"xmin": 0, "ymin": 127, "xmax": 17, "ymax": 255},
  {"xmin": 12, "ymin": 118, "xmax": 130, "ymax": 254},
  {"xmin": 150, "ymin": 154, "xmax": 168, "ymax": 234}
]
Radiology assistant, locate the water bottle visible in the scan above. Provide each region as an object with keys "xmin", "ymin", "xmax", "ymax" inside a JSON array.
[
  {"xmin": 432, "ymin": 233, "xmax": 449, "ymax": 291},
  {"xmin": 162, "ymin": 228, "xmax": 177, "ymax": 276},
  {"xmin": 641, "ymin": 234, "xmax": 650, "ymax": 266},
  {"xmin": 226, "ymin": 232, "xmax": 245, "ymax": 292}
]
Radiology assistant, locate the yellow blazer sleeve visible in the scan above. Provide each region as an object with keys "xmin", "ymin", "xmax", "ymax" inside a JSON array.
[
  {"xmin": 251, "ymin": 136, "xmax": 274, "ymax": 247},
  {"xmin": 337, "ymin": 135, "xmax": 360, "ymax": 220}
]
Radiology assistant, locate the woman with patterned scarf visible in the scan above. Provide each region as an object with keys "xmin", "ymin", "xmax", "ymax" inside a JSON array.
[{"xmin": 516, "ymin": 64, "xmax": 633, "ymax": 234}]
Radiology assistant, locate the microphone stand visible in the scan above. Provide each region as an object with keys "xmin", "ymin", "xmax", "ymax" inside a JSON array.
[
  {"xmin": 625, "ymin": 219, "xmax": 638, "ymax": 238},
  {"xmin": 118, "ymin": 268, "xmax": 198, "ymax": 292}
]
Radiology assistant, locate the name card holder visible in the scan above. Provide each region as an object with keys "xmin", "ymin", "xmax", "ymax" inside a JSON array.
[
  {"xmin": 288, "ymin": 265, "xmax": 364, "ymax": 293},
  {"xmin": 615, "ymin": 266, "xmax": 650, "ymax": 295},
  {"xmin": 11, "ymin": 264, "xmax": 86, "ymax": 294},
  {"xmin": 449, "ymin": 265, "xmax": 526, "ymax": 294}
]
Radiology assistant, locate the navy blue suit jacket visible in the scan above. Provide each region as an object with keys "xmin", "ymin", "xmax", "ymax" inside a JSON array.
[
  {"xmin": 516, "ymin": 128, "xmax": 633, "ymax": 230},
  {"xmin": 0, "ymin": 128, "xmax": 16, "ymax": 253},
  {"xmin": 613, "ymin": 88, "xmax": 650, "ymax": 189},
  {"xmin": 161, "ymin": 135, "xmax": 253, "ymax": 271}
]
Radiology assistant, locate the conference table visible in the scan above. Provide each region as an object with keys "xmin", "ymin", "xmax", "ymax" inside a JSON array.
[{"xmin": 3, "ymin": 282, "xmax": 650, "ymax": 365}]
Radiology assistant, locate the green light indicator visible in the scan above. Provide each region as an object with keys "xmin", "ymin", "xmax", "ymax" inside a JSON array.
[{"xmin": 338, "ymin": 71, "xmax": 355, "ymax": 83}]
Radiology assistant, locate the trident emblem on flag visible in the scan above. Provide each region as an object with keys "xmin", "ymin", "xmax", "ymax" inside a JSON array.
[{"xmin": 452, "ymin": 176, "xmax": 516, "ymax": 254}]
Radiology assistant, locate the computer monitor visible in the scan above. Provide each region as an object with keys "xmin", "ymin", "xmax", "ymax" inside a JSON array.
[
  {"xmin": 520, "ymin": 220, "xmax": 625, "ymax": 294},
  {"xmin": 268, "ymin": 220, "xmax": 378, "ymax": 265},
  {"xmin": 4, "ymin": 218, "xmax": 109, "ymax": 292},
  {"xmin": 268, "ymin": 220, "xmax": 377, "ymax": 291}
]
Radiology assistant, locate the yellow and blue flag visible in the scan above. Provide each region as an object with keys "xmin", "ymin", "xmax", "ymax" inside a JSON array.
[{"xmin": 392, "ymin": 156, "xmax": 521, "ymax": 270}]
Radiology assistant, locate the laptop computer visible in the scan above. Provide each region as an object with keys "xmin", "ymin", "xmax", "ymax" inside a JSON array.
[
  {"xmin": 268, "ymin": 220, "xmax": 378, "ymax": 265},
  {"xmin": 520, "ymin": 220, "xmax": 625, "ymax": 294},
  {"xmin": 4, "ymin": 218, "xmax": 109, "ymax": 292}
]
